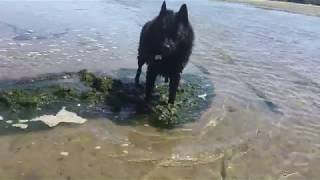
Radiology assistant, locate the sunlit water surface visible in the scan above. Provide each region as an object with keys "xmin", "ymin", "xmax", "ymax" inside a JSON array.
[{"xmin": 0, "ymin": 0, "xmax": 320, "ymax": 179}]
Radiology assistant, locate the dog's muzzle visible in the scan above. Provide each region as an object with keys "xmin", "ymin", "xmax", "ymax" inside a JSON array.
[
  {"xmin": 161, "ymin": 38, "xmax": 176, "ymax": 55},
  {"xmin": 155, "ymin": 54, "xmax": 162, "ymax": 61}
]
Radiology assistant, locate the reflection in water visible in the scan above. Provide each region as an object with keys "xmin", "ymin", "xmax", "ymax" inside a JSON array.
[{"xmin": 0, "ymin": 0, "xmax": 320, "ymax": 179}]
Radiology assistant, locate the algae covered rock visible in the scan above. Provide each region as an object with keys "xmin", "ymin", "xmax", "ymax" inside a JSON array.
[
  {"xmin": 0, "ymin": 90, "xmax": 46, "ymax": 110},
  {"xmin": 153, "ymin": 104, "xmax": 179, "ymax": 125},
  {"xmin": 92, "ymin": 77, "xmax": 114, "ymax": 93},
  {"xmin": 79, "ymin": 69, "xmax": 115, "ymax": 93},
  {"xmin": 52, "ymin": 86, "xmax": 79, "ymax": 100},
  {"xmin": 151, "ymin": 78, "xmax": 212, "ymax": 127},
  {"xmin": 0, "ymin": 70, "xmax": 213, "ymax": 130},
  {"xmin": 0, "ymin": 70, "xmax": 120, "ymax": 124},
  {"xmin": 79, "ymin": 69, "xmax": 96, "ymax": 86}
]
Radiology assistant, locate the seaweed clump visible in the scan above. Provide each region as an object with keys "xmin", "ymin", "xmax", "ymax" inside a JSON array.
[
  {"xmin": 79, "ymin": 69, "xmax": 124, "ymax": 108},
  {"xmin": 0, "ymin": 70, "xmax": 118, "ymax": 120},
  {"xmin": 153, "ymin": 103, "xmax": 179, "ymax": 125},
  {"xmin": 79, "ymin": 69, "xmax": 114, "ymax": 93},
  {"xmin": 151, "ymin": 81, "xmax": 209, "ymax": 128},
  {"xmin": 0, "ymin": 90, "xmax": 48, "ymax": 110},
  {"xmin": 0, "ymin": 70, "xmax": 213, "ymax": 129}
]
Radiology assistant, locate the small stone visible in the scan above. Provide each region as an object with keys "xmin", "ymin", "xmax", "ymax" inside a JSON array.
[
  {"xmin": 95, "ymin": 146, "xmax": 101, "ymax": 150},
  {"xmin": 121, "ymin": 143, "xmax": 129, "ymax": 147},
  {"xmin": 6, "ymin": 120, "xmax": 13, "ymax": 124},
  {"xmin": 0, "ymin": 116, "xmax": 3, "ymax": 120},
  {"xmin": 122, "ymin": 150, "xmax": 128, "ymax": 154},
  {"xmin": 60, "ymin": 152, "xmax": 69, "ymax": 156},
  {"xmin": 171, "ymin": 154, "xmax": 179, "ymax": 160},
  {"xmin": 77, "ymin": 104, "xmax": 81, "ymax": 107},
  {"xmin": 185, "ymin": 155, "xmax": 193, "ymax": 160},
  {"xmin": 171, "ymin": 154, "xmax": 176, "ymax": 160}
]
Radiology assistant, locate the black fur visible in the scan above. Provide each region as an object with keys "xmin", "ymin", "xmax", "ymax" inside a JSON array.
[{"xmin": 135, "ymin": 1, "xmax": 194, "ymax": 104}]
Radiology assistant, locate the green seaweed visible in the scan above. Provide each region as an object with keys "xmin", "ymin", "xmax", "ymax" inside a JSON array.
[
  {"xmin": 153, "ymin": 104, "xmax": 179, "ymax": 125},
  {"xmin": 92, "ymin": 77, "xmax": 113, "ymax": 93},
  {"xmin": 0, "ymin": 90, "xmax": 46, "ymax": 109},
  {"xmin": 0, "ymin": 70, "xmax": 119, "ymax": 120},
  {"xmin": 79, "ymin": 69, "xmax": 96, "ymax": 86},
  {"xmin": 80, "ymin": 90, "xmax": 103, "ymax": 104},
  {"xmin": 79, "ymin": 70, "xmax": 122, "ymax": 106},
  {"xmin": 0, "ymin": 70, "xmax": 213, "ymax": 129},
  {"xmin": 52, "ymin": 86, "xmax": 79, "ymax": 100},
  {"xmin": 151, "ymin": 82, "xmax": 206, "ymax": 127}
]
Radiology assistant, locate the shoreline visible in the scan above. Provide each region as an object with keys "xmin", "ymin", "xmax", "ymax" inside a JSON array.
[{"xmin": 218, "ymin": 0, "xmax": 320, "ymax": 17}]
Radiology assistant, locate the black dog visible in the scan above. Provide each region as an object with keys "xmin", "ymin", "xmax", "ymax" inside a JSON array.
[{"xmin": 135, "ymin": 1, "xmax": 194, "ymax": 104}]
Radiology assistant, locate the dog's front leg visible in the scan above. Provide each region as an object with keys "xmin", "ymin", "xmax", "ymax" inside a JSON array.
[
  {"xmin": 145, "ymin": 67, "xmax": 157, "ymax": 102},
  {"xmin": 168, "ymin": 73, "xmax": 181, "ymax": 104}
]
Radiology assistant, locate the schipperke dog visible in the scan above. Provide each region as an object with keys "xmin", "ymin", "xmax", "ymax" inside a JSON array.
[{"xmin": 135, "ymin": 1, "xmax": 194, "ymax": 104}]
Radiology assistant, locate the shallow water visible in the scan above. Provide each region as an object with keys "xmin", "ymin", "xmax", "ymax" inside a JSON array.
[{"xmin": 0, "ymin": 0, "xmax": 320, "ymax": 179}]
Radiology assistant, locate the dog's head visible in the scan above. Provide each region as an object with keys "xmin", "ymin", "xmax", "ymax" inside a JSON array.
[{"xmin": 152, "ymin": 1, "xmax": 190, "ymax": 57}]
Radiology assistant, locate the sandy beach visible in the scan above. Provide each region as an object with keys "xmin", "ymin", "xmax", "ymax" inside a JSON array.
[{"xmin": 220, "ymin": 0, "xmax": 320, "ymax": 16}]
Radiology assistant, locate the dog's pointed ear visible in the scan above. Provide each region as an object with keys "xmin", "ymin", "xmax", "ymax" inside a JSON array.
[
  {"xmin": 177, "ymin": 4, "xmax": 189, "ymax": 24},
  {"xmin": 159, "ymin": 1, "xmax": 167, "ymax": 16}
]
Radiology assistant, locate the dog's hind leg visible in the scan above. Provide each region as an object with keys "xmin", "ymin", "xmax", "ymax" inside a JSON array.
[
  {"xmin": 168, "ymin": 73, "xmax": 181, "ymax": 104},
  {"xmin": 145, "ymin": 67, "xmax": 157, "ymax": 102},
  {"xmin": 135, "ymin": 56, "xmax": 144, "ymax": 85}
]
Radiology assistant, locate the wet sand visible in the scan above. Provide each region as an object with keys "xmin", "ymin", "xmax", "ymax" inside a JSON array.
[
  {"xmin": 218, "ymin": 0, "xmax": 320, "ymax": 17},
  {"xmin": 1, "ymin": 105, "xmax": 318, "ymax": 179}
]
